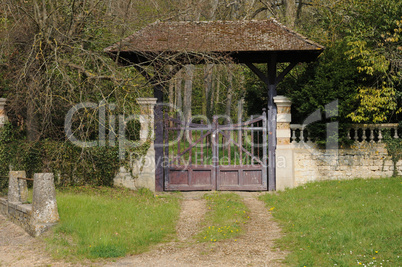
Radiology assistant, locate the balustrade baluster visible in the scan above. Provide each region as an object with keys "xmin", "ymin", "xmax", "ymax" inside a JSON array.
[
  {"xmin": 378, "ymin": 128, "xmax": 383, "ymax": 143},
  {"xmin": 362, "ymin": 127, "xmax": 367, "ymax": 142},
  {"xmin": 394, "ymin": 127, "xmax": 399, "ymax": 139},
  {"xmin": 291, "ymin": 128, "xmax": 297, "ymax": 143},
  {"xmin": 370, "ymin": 128, "xmax": 374, "ymax": 142},
  {"xmin": 354, "ymin": 127, "xmax": 359, "ymax": 142}
]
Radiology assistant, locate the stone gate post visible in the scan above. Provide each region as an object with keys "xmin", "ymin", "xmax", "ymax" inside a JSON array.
[
  {"xmin": 274, "ymin": 96, "xmax": 294, "ymax": 190},
  {"xmin": 0, "ymin": 98, "xmax": 8, "ymax": 128},
  {"xmin": 114, "ymin": 98, "xmax": 157, "ymax": 191},
  {"xmin": 134, "ymin": 98, "xmax": 157, "ymax": 191}
]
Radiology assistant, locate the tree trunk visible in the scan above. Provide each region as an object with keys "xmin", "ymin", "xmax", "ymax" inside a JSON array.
[
  {"xmin": 210, "ymin": 0, "xmax": 219, "ymax": 20},
  {"xmin": 285, "ymin": 0, "xmax": 296, "ymax": 28},
  {"xmin": 168, "ymin": 65, "xmax": 174, "ymax": 114},
  {"xmin": 175, "ymin": 69, "xmax": 182, "ymax": 118},
  {"xmin": 183, "ymin": 65, "xmax": 194, "ymax": 123},
  {"xmin": 295, "ymin": 0, "xmax": 303, "ymax": 26},
  {"xmin": 203, "ymin": 64, "xmax": 214, "ymax": 121},
  {"xmin": 26, "ymin": 95, "xmax": 39, "ymax": 141},
  {"xmin": 225, "ymin": 67, "xmax": 234, "ymax": 123},
  {"xmin": 214, "ymin": 66, "xmax": 220, "ymax": 116}
]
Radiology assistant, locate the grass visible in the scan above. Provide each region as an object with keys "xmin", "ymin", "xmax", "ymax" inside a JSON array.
[
  {"xmin": 196, "ymin": 192, "xmax": 249, "ymax": 243},
  {"xmin": 46, "ymin": 186, "xmax": 181, "ymax": 260},
  {"xmin": 260, "ymin": 177, "xmax": 402, "ymax": 267}
]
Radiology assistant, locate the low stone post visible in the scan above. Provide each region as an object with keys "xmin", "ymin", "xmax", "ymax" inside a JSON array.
[
  {"xmin": 18, "ymin": 176, "xmax": 28, "ymax": 203},
  {"xmin": 32, "ymin": 173, "xmax": 59, "ymax": 225},
  {"xmin": 274, "ymin": 96, "xmax": 294, "ymax": 190},
  {"xmin": 0, "ymin": 98, "xmax": 8, "ymax": 128},
  {"xmin": 8, "ymin": 171, "xmax": 27, "ymax": 203}
]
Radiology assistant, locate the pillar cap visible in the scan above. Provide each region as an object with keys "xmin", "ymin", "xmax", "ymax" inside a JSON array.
[
  {"xmin": 136, "ymin": 98, "xmax": 157, "ymax": 106},
  {"xmin": 0, "ymin": 98, "xmax": 6, "ymax": 106},
  {"xmin": 273, "ymin": 95, "xmax": 291, "ymax": 106}
]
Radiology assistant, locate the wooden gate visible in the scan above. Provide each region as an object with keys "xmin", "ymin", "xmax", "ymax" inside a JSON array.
[{"xmin": 164, "ymin": 111, "xmax": 267, "ymax": 191}]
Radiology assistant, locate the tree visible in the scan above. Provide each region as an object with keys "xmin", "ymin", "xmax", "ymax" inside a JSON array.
[
  {"xmin": 301, "ymin": 0, "xmax": 402, "ymax": 123},
  {"xmin": 0, "ymin": 0, "xmax": 184, "ymax": 140}
]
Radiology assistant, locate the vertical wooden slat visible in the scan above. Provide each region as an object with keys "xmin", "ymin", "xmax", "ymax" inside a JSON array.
[
  {"xmin": 201, "ymin": 130, "xmax": 204, "ymax": 166},
  {"xmin": 251, "ymin": 115, "xmax": 254, "ymax": 166},
  {"xmin": 267, "ymin": 55, "xmax": 277, "ymax": 191},
  {"xmin": 154, "ymin": 84, "xmax": 164, "ymax": 192},
  {"xmin": 178, "ymin": 127, "xmax": 181, "ymax": 165},
  {"xmin": 257, "ymin": 120, "xmax": 260, "ymax": 161},
  {"xmin": 213, "ymin": 116, "xmax": 218, "ymax": 190},
  {"xmin": 238, "ymin": 125, "xmax": 242, "ymax": 166},
  {"xmin": 228, "ymin": 130, "xmax": 231, "ymax": 165},
  {"xmin": 189, "ymin": 130, "xmax": 192, "ymax": 165},
  {"xmin": 262, "ymin": 109, "xmax": 267, "ymax": 189},
  {"xmin": 164, "ymin": 115, "xmax": 169, "ymax": 188}
]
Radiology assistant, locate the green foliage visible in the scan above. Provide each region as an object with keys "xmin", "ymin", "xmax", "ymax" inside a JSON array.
[
  {"xmin": 260, "ymin": 177, "xmax": 402, "ymax": 266},
  {"xmin": 302, "ymin": 0, "xmax": 402, "ymax": 124},
  {"xmin": 272, "ymin": 43, "xmax": 358, "ymax": 145},
  {"xmin": 347, "ymin": 85, "xmax": 399, "ymax": 123},
  {"xmin": 0, "ymin": 123, "xmax": 15, "ymax": 191},
  {"xmin": 0, "ymin": 123, "xmax": 145, "ymax": 187},
  {"xmin": 196, "ymin": 193, "xmax": 249, "ymax": 243},
  {"xmin": 47, "ymin": 186, "xmax": 181, "ymax": 259},
  {"xmin": 383, "ymin": 128, "xmax": 402, "ymax": 177}
]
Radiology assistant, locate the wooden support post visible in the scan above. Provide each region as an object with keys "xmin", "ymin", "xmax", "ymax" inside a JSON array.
[
  {"xmin": 267, "ymin": 55, "xmax": 277, "ymax": 191},
  {"xmin": 154, "ymin": 84, "xmax": 164, "ymax": 192}
]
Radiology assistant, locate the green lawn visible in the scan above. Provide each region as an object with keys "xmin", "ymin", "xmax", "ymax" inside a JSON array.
[
  {"xmin": 260, "ymin": 177, "xmax": 402, "ymax": 267},
  {"xmin": 46, "ymin": 187, "xmax": 181, "ymax": 259}
]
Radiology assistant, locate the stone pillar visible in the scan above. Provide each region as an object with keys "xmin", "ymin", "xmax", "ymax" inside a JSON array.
[
  {"xmin": 32, "ymin": 173, "xmax": 59, "ymax": 224},
  {"xmin": 136, "ymin": 98, "xmax": 157, "ymax": 142},
  {"xmin": 0, "ymin": 98, "xmax": 8, "ymax": 128},
  {"xmin": 134, "ymin": 98, "xmax": 157, "ymax": 191},
  {"xmin": 274, "ymin": 96, "xmax": 292, "ymax": 145},
  {"xmin": 8, "ymin": 171, "xmax": 26, "ymax": 203},
  {"xmin": 274, "ymin": 96, "xmax": 294, "ymax": 190},
  {"xmin": 114, "ymin": 98, "xmax": 157, "ymax": 191}
]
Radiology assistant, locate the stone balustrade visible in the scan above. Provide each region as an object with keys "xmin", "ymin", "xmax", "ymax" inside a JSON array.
[
  {"xmin": 347, "ymin": 123, "xmax": 400, "ymax": 143},
  {"xmin": 290, "ymin": 124, "xmax": 313, "ymax": 143},
  {"xmin": 290, "ymin": 123, "xmax": 400, "ymax": 144}
]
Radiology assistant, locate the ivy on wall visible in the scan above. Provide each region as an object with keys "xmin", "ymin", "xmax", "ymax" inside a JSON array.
[
  {"xmin": 383, "ymin": 125, "xmax": 402, "ymax": 177},
  {"xmin": 0, "ymin": 123, "xmax": 149, "ymax": 190}
]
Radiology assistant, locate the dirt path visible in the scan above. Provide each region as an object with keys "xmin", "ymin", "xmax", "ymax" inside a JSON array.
[
  {"xmin": 0, "ymin": 214, "xmax": 76, "ymax": 267},
  {"xmin": 105, "ymin": 194, "xmax": 287, "ymax": 267},
  {"xmin": 0, "ymin": 193, "xmax": 287, "ymax": 267}
]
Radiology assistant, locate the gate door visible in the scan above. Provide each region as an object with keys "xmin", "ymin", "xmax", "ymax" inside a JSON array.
[
  {"xmin": 216, "ymin": 113, "xmax": 267, "ymax": 191},
  {"xmin": 164, "ymin": 111, "xmax": 267, "ymax": 191}
]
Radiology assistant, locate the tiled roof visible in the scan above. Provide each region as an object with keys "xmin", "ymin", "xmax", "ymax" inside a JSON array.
[{"xmin": 105, "ymin": 19, "xmax": 324, "ymax": 64}]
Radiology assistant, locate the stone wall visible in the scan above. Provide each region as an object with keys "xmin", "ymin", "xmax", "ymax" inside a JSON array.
[
  {"xmin": 0, "ymin": 172, "xmax": 59, "ymax": 237},
  {"xmin": 291, "ymin": 142, "xmax": 401, "ymax": 187},
  {"xmin": 0, "ymin": 198, "xmax": 32, "ymax": 231},
  {"xmin": 275, "ymin": 95, "xmax": 401, "ymax": 190}
]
